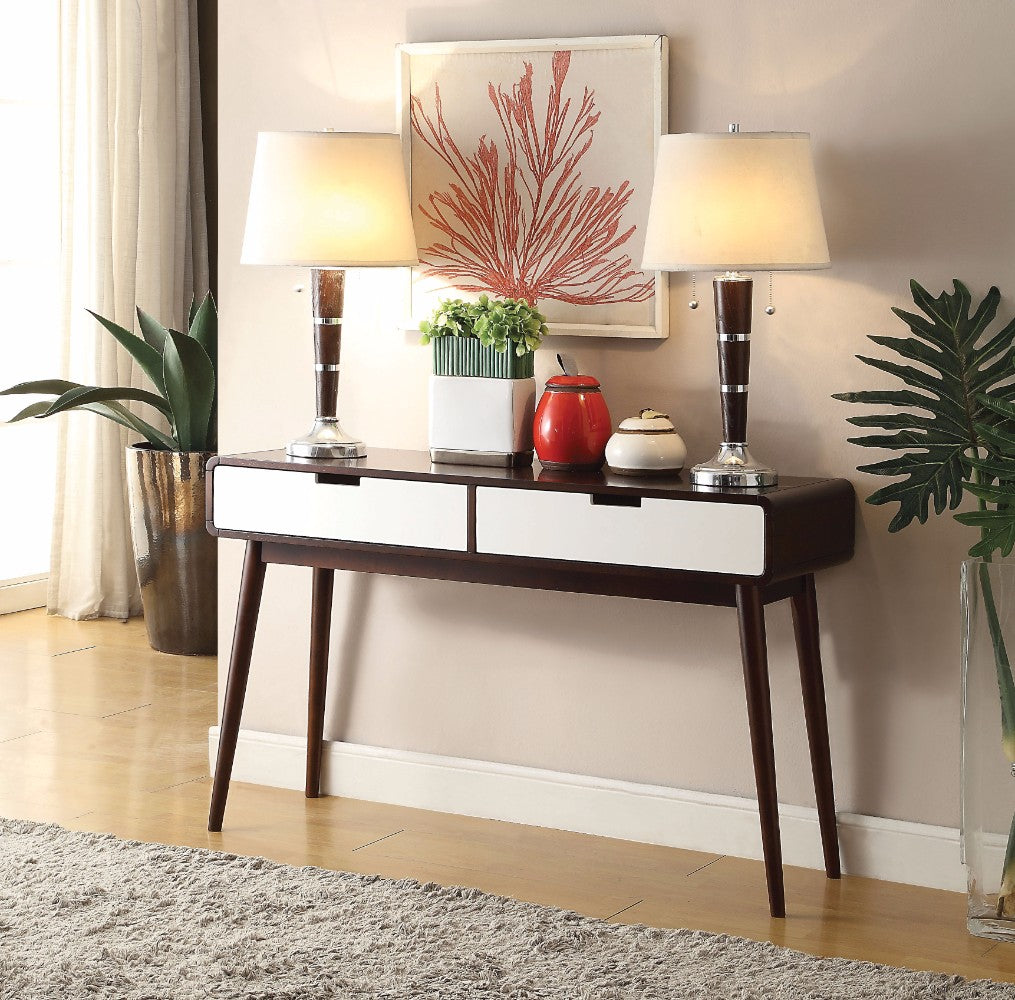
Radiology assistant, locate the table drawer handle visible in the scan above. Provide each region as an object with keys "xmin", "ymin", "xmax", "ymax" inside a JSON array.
[
  {"xmin": 315, "ymin": 473, "xmax": 362, "ymax": 486},
  {"xmin": 590, "ymin": 493, "xmax": 641, "ymax": 508}
]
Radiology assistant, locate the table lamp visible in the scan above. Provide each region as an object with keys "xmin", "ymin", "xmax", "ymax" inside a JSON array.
[
  {"xmin": 642, "ymin": 126, "xmax": 829, "ymax": 487},
  {"xmin": 242, "ymin": 131, "xmax": 418, "ymax": 459}
]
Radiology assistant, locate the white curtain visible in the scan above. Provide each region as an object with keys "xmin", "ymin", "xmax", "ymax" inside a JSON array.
[{"xmin": 50, "ymin": 0, "xmax": 208, "ymax": 619}]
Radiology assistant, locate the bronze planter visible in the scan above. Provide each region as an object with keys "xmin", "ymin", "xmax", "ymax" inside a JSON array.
[{"xmin": 126, "ymin": 445, "xmax": 217, "ymax": 655}]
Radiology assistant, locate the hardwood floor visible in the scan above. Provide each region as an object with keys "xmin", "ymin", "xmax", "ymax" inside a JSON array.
[{"xmin": 2, "ymin": 606, "xmax": 1014, "ymax": 982}]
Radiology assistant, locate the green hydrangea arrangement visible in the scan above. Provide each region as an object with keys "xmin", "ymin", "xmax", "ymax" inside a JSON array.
[{"xmin": 419, "ymin": 294, "xmax": 548, "ymax": 358}]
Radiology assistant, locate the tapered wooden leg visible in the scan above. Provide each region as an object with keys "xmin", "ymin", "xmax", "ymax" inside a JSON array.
[
  {"xmin": 791, "ymin": 573, "xmax": 841, "ymax": 879},
  {"xmin": 209, "ymin": 541, "xmax": 267, "ymax": 832},
  {"xmin": 306, "ymin": 567, "xmax": 335, "ymax": 798},
  {"xmin": 736, "ymin": 583, "xmax": 785, "ymax": 918}
]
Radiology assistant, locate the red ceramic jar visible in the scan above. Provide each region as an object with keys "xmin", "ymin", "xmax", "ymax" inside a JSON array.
[{"xmin": 533, "ymin": 375, "xmax": 612, "ymax": 470}]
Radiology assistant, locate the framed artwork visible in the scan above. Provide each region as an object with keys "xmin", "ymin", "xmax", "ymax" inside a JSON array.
[{"xmin": 397, "ymin": 35, "xmax": 669, "ymax": 339}]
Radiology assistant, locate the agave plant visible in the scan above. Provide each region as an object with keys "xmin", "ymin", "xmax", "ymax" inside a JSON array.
[
  {"xmin": 835, "ymin": 278, "xmax": 1015, "ymax": 913},
  {"xmin": 1, "ymin": 293, "xmax": 216, "ymax": 452}
]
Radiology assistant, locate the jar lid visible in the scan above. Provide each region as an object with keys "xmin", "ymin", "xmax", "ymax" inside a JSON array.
[
  {"xmin": 617, "ymin": 408, "xmax": 676, "ymax": 433},
  {"xmin": 545, "ymin": 375, "xmax": 602, "ymax": 390}
]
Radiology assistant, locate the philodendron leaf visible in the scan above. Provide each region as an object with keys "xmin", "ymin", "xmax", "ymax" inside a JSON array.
[
  {"xmin": 953, "ymin": 396, "xmax": 1015, "ymax": 559},
  {"xmin": 42, "ymin": 385, "xmax": 173, "ymax": 420},
  {"xmin": 833, "ymin": 280, "xmax": 1015, "ymax": 532},
  {"xmin": 957, "ymin": 498, "xmax": 1015, "ymax": 558},
  {"xmin": 981, "ymin": 396, "xmax": 1015, "ymax": 420},
  {"xmin": 163, "ymin": 328, "xmax": 215, "ymax": 451},
  {"xmin": 86, "ymin": 310, "xmax": 166, "ymax": 396}
]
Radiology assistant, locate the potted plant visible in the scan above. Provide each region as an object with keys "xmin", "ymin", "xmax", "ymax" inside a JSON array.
[
  {"xmin": 421, "ymin": 294, "xmax": 547, "ymax": 466},
  {"xmin": 834, "ymin": 279, "xmax": 1015, "ymax": 938},
  {"xmin": 1, "ymin": 295, "xmax": 217, "ymax": 655}
]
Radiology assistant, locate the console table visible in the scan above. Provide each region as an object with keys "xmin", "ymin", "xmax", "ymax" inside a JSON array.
[{"xmin": 205, "ymin": 449, "xmax": 855, "ymax": 917}]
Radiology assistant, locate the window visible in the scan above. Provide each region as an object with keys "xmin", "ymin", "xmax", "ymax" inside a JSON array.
[{"xmin": 0, "ymin": 2, "xmax": 60, "ymax": 598}]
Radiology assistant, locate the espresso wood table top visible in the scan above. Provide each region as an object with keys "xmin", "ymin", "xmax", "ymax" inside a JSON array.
[
  {"xmin": 209, "ymin": 447, "xmax": 829, "ymax": 499},
  {"xmin": 206, "ymin": 449, "xmax": 856, "ymax": 593}
]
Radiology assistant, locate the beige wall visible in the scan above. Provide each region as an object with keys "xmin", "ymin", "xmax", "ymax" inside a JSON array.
[{"xmin": 218, "ymin": 0, "xmax": 1015, "ymax": 829}]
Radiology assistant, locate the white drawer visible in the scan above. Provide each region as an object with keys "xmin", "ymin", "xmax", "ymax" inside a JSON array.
[
  {"xmin": 213, "ymin": 466, "xmax": 468, "ymax": 552},
  {"xmin": 475, "ymin": 487, "xmax": 765, "ymax": 576}
]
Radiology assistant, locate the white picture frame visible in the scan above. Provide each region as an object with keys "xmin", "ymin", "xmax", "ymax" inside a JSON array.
[{"xmin": 397, "ymin": 35, "xmax": 669, "ymax": 339}]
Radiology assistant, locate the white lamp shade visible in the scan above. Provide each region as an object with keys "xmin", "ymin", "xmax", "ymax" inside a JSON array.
[
  {"xmin": 241, "ymin": 131, "xmax": 418, "ymax": 267},
  {"xmin": 641, "ymin": 132, "xmax": 829, "ymax": 272}
]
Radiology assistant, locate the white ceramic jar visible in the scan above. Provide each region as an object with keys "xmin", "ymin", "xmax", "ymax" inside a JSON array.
[{"xmin": 605, "ymin": 409, "xmax": 687, "ymax": 476}]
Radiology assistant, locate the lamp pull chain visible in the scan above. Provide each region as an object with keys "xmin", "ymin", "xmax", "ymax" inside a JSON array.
[
  {"xmin": 689, "ymin": 273, "xmax": 699, "ymax": 310},
  {"xmin": 765, "ymin": 272, "xmax": 776, "ymax": 315}
]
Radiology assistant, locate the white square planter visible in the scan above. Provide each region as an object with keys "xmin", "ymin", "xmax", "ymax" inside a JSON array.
[{"xmin": 429, "ymin": 375, "xmax": 536, "ymax": 467}]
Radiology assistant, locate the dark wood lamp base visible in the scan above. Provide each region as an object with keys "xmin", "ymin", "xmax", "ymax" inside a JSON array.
[
  {"xmin": 691, "ymin": 273, "xmax": 777, "ymax": 488},
  {"xmin": 286, "ymin": 268, "xmax": 365, "ymax": 460}
]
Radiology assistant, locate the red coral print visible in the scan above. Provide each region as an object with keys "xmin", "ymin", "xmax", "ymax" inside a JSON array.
[{"xmin": 410, "ymin": 51, "xmax": 654, "ymax": 307}]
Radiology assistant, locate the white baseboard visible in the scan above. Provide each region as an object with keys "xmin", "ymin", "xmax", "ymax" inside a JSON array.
[
  {"xmin": 209, "ymin": 727, "xmax": 964, "ymax": 892},
  {"xmin": 0, "ymin": 576, "xmax": 47, "ymax": 615}
]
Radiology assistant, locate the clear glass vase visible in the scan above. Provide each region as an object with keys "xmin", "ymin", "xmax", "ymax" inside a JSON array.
[{"xmin": 962, "ymin": 558, "xmax": 1015, "ymax": 940}]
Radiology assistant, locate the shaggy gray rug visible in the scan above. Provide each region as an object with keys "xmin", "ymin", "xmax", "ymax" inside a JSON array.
[{"xmin": 0, "ymin": 818, "xmax": 1010, "ymax": 999}]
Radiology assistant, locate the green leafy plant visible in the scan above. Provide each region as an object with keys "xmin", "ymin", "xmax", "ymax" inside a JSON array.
[
  {"xmin": 419, "ymin": 298, "xmax": 476, "ymax": 344},
  {"xmin": 1, "ymin": 293, "xmax": 217, "ymax": 452},
  {"xmin": 835, "ymin": 278, "xmax": 1015, "ymax": 913},
  {"xmin": 956, "ymin": 395, "xmax": 1015, "ymax": 557},
  {"xmin": 833, "ymin": 280, "xmax": 1015, "ymax": 532},
  {"xmin": 419, "ymin": 294, "xmax": 548, "ymax": 358}
]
